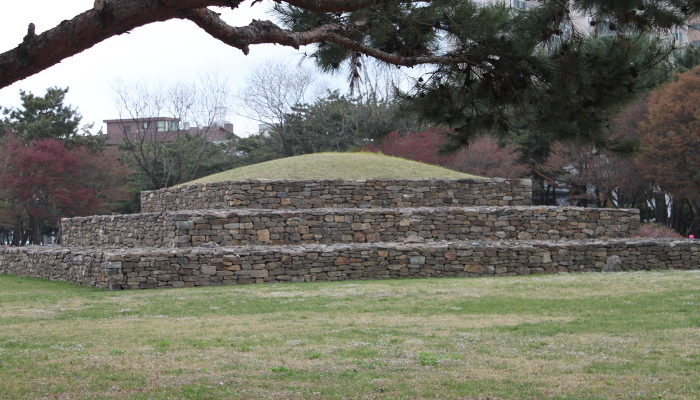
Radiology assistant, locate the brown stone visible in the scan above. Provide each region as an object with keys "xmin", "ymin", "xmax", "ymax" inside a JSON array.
[
  {"xmin": 353, "ymin": 232, "xmax": 366, "ymax": 242},
  {"xmin": 334, "ymin": 257, "xmax": 350, "ymax": 265},
  {"xmin": 256, "ymin": 229, "xmax": 270, "ymax": 242},
  {"xmin": 464, "ymin": 264, "xmax": 483, "ymax": 273}
]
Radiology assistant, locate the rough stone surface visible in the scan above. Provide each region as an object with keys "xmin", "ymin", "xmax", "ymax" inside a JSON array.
[
  {"xmin": 0, "ymin": 239, "xmax": 697, "ymax": 290},
  {"xmin": 140, "ymin": 179, "xmax": 533, "ymax": 212},
  {"xmin": 0, "ymin": 247, "xmax": 111, "ymax": 287},
  {"xmin": 61, "ymin": 206, "xmax": 640, "ymax": 248},
  {"xmin": 2, "ymin": 178, "xmax": 698, "ymax": 290}
]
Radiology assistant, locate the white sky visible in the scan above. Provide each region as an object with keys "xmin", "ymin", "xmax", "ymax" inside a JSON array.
[{"xmin": 0, "ymin": 0, "xmax": 347, "ymax": 136}]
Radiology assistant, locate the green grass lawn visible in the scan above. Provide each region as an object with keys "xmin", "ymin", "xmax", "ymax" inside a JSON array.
[
  {"xmin": 180, "ymin": 152, "xmax": 481, "ymax": 185},
  {"xmin": 1, "ymin": 271, "xmax": 698, "ymax": 399}
]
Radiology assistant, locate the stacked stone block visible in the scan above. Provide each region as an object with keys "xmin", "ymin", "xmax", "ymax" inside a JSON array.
[
  {"xmin": 140, "ymin": 179, "xmax": 533, "ymax": 212},
  {"xmin": 62, "ymin": 206, "xmax": 640, "ymax": 248},
  {"xmin": 1, "ymin": 177, "xmax": 698, "ymax": 289},
  {"xmin": 1, "ymin": 240, "xmax": 697, "ymax": 290},
  {"xmin": 0, "ymin": 246, "xmax": 111, "ymax": 287}
]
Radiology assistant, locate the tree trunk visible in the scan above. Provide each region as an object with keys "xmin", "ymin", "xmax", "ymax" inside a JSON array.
[
  {"xmin": 10, "ymin": 219, "xmax": 22, "ymax": 246},
  {"xmin": 21, "ymin": 223, "xmax": 30, "ymax": 246},
  {"xmin": 653, "ymin": 191, "xmax": 668, "ymax": 225},
  {"xmin": 686, "ymin": 200, "xmax": 700, "ymax": 236},
  {"xmin": 28, "ymin": 216, "xmax": 42, "ymax": 245},
  {"xmin": 55, "ymin": 220, "xmax": 63, "ymax": 245},
  {"xmin": 530, "ymin": 174, "xmax": 545, "ymax": 205},
  {"xmin": 669, "ymin": 200, "xmax": 685, "ymax": 234}
]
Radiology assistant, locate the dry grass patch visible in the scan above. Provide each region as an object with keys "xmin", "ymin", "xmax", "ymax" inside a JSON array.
[{"xmin": 0, "ymin": 271, "xmax": 698, "ymax": 399}]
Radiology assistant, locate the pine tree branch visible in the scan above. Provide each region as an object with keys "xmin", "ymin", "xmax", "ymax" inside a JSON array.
[
  {"xmin": 0, "ymin": 0, "xmax": 421, "ymax": 88},
  {"xmin": 187, "ymin": 8, "xmax": 468, "ymax": 66},
  {"xmin": 0, "ymin": 0, "xmax": 237, "ymax": 88},
  {"xmin": 285, "ymin": 0, "xmax": 420, "ymax": 13}
]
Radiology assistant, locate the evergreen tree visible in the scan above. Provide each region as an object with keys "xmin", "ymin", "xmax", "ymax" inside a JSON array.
[
  {"xmin": 0, "ymin": 87, "xmax": 100, "ymax": 148},
  {"xmin": 1, "ymin": 1, "xmax": 697, "ymax": 151},
  {"xmin": 236, "ymin": 91, "xmax": 420, "ymax": 163},
  {"xmin": 276, "ymin": 0, "xmax": 698, "ymax": 148}
]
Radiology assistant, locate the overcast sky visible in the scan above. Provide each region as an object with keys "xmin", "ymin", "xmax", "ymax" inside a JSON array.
[{"xmin": 0, "ymin": 0, "xmax": 348, "ymax": 136}]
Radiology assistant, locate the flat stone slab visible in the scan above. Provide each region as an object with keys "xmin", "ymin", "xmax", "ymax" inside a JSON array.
[
  {"xmin": 60, "ymin": 206, "xmax": 640, "ymax": 248},
  {"xmin": 2, "ymin": 238, "xmax": 697, "ymax": 290}
]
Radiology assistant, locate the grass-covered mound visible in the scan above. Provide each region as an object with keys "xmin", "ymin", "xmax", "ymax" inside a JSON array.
[{"xmin": 183, "ymin": 152, "xmax": 481, "ymax": 185}]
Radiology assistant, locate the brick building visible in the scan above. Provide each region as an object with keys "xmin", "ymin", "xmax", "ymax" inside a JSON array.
[{"xmin": 102, "ymin": 117, "xmax": 235, "ymax": 146}]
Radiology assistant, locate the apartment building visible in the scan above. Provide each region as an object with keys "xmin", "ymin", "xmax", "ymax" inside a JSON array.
[{"xmin": 475, "ymin": 0, "xmax": 700, "ymax": 47}]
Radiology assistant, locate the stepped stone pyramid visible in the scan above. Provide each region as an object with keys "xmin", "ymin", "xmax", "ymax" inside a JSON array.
[{"xmin": 1, "ymin": 178, "xmax": 698, "ymax": 289}]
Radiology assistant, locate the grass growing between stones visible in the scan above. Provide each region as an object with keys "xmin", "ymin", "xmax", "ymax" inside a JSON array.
[{"xmin": 0, "ymin": 271, "xmax": 698, "ymax": 399}]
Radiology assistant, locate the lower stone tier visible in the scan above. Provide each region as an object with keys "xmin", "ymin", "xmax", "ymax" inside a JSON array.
[{"xmin": 1, "ymin": 239, "xmax": 697, "ymax": 290}]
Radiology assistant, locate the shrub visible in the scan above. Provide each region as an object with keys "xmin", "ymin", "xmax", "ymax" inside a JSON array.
[{"xmin": 637, "ymin": 223, "xmax": 682, "ymax": 238}]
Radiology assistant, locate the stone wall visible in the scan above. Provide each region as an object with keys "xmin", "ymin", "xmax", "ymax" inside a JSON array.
[
  {"xmin": 1, "ymin": 239, "xmax": 697, "ymax": 289},
  {"xmin": 103, "ymin": 239, "xmax": 700, "ymax": 289},
  {"xmin": 5, "ymin": 177, "xmax": 698, "ymax": 291},
  {"xmin": 0, "ymin": 246, "xmax": 111, "ymax": 287},
  {"xmin": 140, "ymin": 179, "xmax": 533, "ymax": 212},
  {"xmin": 62, "ymin": 213, "xmax": 174, "ymax": 248},
  {"xmin": 61, "ymin": 206, "xmax": 640, "ymax": 248}
]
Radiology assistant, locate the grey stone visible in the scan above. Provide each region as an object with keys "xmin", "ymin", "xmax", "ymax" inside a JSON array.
[
  {"xmin": 201, "ymin": 265, "xmax": 217, "ymax": 275},
  {"xmin": 603, "ymin": 255, "xmax": 622, "ymax": 272},
  {"xmin": 175, "ymin": 221, "xmax": 195, "ymax": 230},
  {"xmin": 410, "ymin": 256, "xmax": 426, "ymax": 265},
  {"xmin": 106, "ymin": 261, "xmax": 122, "ymax": 270}
]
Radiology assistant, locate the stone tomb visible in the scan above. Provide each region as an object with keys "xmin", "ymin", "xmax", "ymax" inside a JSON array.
[{"xmin": 1, "ymin": 178, "xmax": 698, "ymax": 289}]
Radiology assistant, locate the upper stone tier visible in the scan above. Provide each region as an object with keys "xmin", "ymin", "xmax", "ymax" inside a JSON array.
[{"xmin": 140, "ymin": 179, "xmax": 533, "ymax": 212}]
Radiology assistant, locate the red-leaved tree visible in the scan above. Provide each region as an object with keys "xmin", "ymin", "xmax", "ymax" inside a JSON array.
[
  {"xmin": 541, "ymin": 142, "xmax": 647, "ymax": 207},
  {"xmin": 450, "ymin": 136, "xmax": 530, "ymax": 179},
  {"xmin": 366, "ymin": 128, "xmax": 528, "ymax": 179},
  {"xmin": 73, "ymin": 147, "xmax": 134, "ymax": 214},
  {"xmin": 0, "ymin": 134, "xmax": 132, "ymax": 245},
  {"xmin": 637, "ymin": 66, "xmax": 700, "ymax": 235},
  {"xmin": 365, "ymin": 128, "xmax": 453, "ymax": 165}
]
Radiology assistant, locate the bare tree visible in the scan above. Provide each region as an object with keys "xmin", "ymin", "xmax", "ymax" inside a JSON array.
[
  {"xmin": 113, "ymin": 73, "xmax": 233, "ymax": 188},
  {"xmin": 239, "ymin": 60, "xmax": 319, "ymax": 156}
]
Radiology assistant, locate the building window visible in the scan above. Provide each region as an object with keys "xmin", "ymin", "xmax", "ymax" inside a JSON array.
[
  {"xmin": 513, "ymin": 0, "xmax": 527, "ymax": 10},
  {"xmin": 142, "ymin": 121, "xmax": 151, "ymax": 130},
  {"xmin": 122, "ymin": 125, "xmax": 131, "ymax": 134},
  {"xmin": 690, "ymin": 23, "xmax": 700, "ymax": 30},
  {"xmin": 693, "ymin": 40, "xmax": 700, "ymax": 47},
  {"xmin": 157, "ymin": 121, "xmax": 166, "ymax": 132},
  {"xmin": 168, "ymin": 121, "xmax": 178, "ymax": 131}
]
